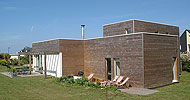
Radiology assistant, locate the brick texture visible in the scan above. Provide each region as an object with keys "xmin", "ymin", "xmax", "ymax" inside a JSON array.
[
  {"xmin": 143, "ymin": 34, "xmax": 178, "ymax": 88},
  {"xmin": 59, "ymin": 39, "xmax": 84, "ymax": 75},
  {"xmin": 84, "ymin": 34, "xmax": 144, "ymax": 88},
  {"xmin": 32, "ymin": 39, "xmax": 59, "ymax": 53}
]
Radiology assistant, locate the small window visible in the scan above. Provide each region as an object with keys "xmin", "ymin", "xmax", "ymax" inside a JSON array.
[
  {"xmin": 125, "ymin": 28, "xmax": 132, "ymax": 34},
  {"xmin": 155, "ymin": 31, "xmax": 158, "ymax": 33}
]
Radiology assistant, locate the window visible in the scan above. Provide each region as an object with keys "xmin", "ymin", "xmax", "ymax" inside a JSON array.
[
  {"xmin": 125, "ymin": 28, "xmax": 132, "ymax": 34},
  {"xmin": 114, "ymin": 58, "xmax": 120, "ymax": 76}
]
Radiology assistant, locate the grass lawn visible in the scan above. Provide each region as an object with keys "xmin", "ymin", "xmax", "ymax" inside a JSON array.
[
  {"xmin": 0, "ymin": 65, "xmax": 190, "ymax": 100},
  {"xmin": 0, "ymin": 65, "xmax": 8, "ymax": 72}
]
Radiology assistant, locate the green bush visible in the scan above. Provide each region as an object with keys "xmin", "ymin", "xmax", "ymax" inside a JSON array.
[
  {"xmin": 107, "ymin": 86, "xmax": 118, "ymax": 91},
  {"xmin": 10, "ymin": 68, "xmax": 16, "ymax": 73},
  {"xmin": 181, "ymin": 57, "xmax": 190, "ymax": 72},
  {"xmin": 0, "ymin": 54, "xmax": 3, "ymax": 59},
  {"xmin": 10, "ymin": 58, "xmax": 18, "ymax": 65},
  {"xmin": 1, "ymin": 59, "xmax": 8, "ymax": 66},
  {"xmin": 74, "ymin": 77, "xmax": 89, "ymax": 86},
  {"xmin": 52, "ymin": 75, "xmax": 118, "ymax": 91},
  {"xmin": 65, "ymin": 78, "xmax": 75, "ymax": 84},
  {"xmin": 3, "ymin": 53, "xmax": 11, "ymax": 60},
  {"xmin": 182, "ymin": 63, "xmax": 190, "ymax": 72}
]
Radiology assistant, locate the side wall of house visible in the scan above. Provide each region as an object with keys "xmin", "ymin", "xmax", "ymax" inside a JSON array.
[
  {"xmin": 84, "ymin": 34, "xmax": 144, "ymax": 88},
  {"xmin": 143, "ymin": 34, "xmax": 178, "ymax": 88},
  {"xmin": 134, "ymin": 20, "xmax": 179, "ymax": 35},
  {"xmin": 59, "ymin": 39, "xmax": 84, "ymax": 75},
  {"xmin": 32, "ymin": 39, "xmax": 60, "ymax": 52},
  {"xmin": 180, "ymin": 32, "xmax": 187, "ymax": 52},
  {"xmin": 103, "ymin": 20, "xmax": 134, "ymax": 37}
]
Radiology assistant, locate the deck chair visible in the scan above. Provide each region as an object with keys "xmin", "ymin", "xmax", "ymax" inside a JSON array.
[
  {"xmin": 100, "ymin": 75, "xmax": 119, "ymax": 85},
  {"xmin": 114, "ymin": 76, "xmax": 124, "ymax": 84},
  {"xmin": 88, "ymin": 73, "xmax": 94, "ymax": 80},
  {"xmin": 115, "ymin": 77, "xmax": 130, "ymax": 88}
]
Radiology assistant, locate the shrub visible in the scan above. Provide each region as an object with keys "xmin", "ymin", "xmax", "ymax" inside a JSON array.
[
  {"xmin": 10, "ymin": 68, "xmax": 16, "ymax": 73},
  {"xmin": 107, "ymin": 86, "xmax": 118, "ymax": 91},
  {"xmin": 181, "ymin": 57, "xmax": 190, "ymax": 72},
  {"xmin": 1, "ymin": 59, "xmax": 8, "ymax": 66},
  {"xmin": 52, "ymin": 75, "xmax": 118, "ymax": 91},
  {"xmin": 65, "ymin": 78, "xmax": 75, "ymax": 84},
  {"xmin": 10, "ymin": 58, "xmax": 18, "ymax": 65},
  {"xmin": 74, "ymin": 78, "xmax": 89, "ymax": 86},
  {"xmin": 3, "ymin": 53, "xmax": 11, "ymax": 60},
  {"xmin": 0, "ymin": 54, "xmax": 3, "ymax": 59}
]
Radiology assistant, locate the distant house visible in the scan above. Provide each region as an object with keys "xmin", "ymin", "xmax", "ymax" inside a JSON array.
[
  {"xmin": 10, "ymin": 54, "xmax": 24, "ymax": 59},
  {"xmin": 180, "ymin": 30, "xmax": 190, "ymax": 53},
  {"xmin": 20, "ymin": 20, "xmax": 180, "ymax": 88},
  {"xmin": 10, "ymin": 47, "xmax": 32, "ymax": 59},
  {"xmin": 20, "ymin": 46, "xmax": 32, "ymax": 53}
]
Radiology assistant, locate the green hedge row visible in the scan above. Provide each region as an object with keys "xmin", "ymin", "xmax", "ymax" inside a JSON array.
[{"xmin": 53, "ymin": 76, "xmax": 118, "ymax": 91}]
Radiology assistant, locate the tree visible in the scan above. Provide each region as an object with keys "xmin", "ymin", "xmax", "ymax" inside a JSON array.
[{"xmin": 3, "ymin": 53, "xmax": 11, "ymax": 60}]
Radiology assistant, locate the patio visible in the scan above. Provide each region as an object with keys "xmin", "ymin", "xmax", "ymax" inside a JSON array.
[
  {"xmin": 0, "ymin": 72, "xmax": 43, "ymax": 78},
  {"xmin": 119, "ymin": 87, "xmax": 160, "ymax": 95}
]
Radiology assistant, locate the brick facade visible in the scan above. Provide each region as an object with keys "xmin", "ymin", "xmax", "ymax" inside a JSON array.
[
  {"xmin": 32, "ymin": 20, "xmax": 180, "ymax": 88},
  {"xmin": 84, "ymin": 34, "xmax": 144, "ymax": 87}
]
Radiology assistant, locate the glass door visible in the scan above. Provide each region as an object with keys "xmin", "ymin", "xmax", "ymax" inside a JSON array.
[
  {"xmin": 105, "ymin": 58, "xmax": 111, "ymax": 81},
  {"xmin": 115, "ymin": 58, "xmax": 120, "ymax": 76}
]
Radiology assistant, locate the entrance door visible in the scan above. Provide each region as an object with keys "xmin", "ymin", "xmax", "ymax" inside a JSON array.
[
  {"xmin": 105, "ymin": 58, "xmax": 111, "ymax": 81},
  {"xmin": 172, "ymin": 57, "xmax": 178, "ymax": 83}
]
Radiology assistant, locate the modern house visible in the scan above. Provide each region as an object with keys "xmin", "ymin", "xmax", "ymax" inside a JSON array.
[
  {"xmin": 180, "ymin": 29, "xmax": 190, "ymax": 53},
  {"xmin": 21, "ymin": 20, "xmax": 180, "ymax": 88}
]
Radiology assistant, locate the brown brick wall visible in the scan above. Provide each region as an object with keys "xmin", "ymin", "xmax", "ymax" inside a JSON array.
[
  {"xmin": 59, "ymin": 39, "xmax": 84, "ymax": 75},
  {"xmin": 143, "ymin": 34, "xmax": 179, "ymax": 88},
  {"xmin": 103, "ymin": 20, "xmax": 134, "ymax": 37},
  {"xmin": 84, "ymin": 34, "xmax": 144, "ymax": 88},
  {"xmin": 32, "ymin": 39, "xmax": 59, "ymax": 52},
  {"xmin": 103, "ymin": 20, "xmax": 179, "ymax": 37},
  {"xmin": 134, "ymin": 20, "xmax": 179, "ymax": 35}
]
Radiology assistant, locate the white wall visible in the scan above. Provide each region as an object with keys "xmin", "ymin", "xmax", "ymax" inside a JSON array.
[{"xmin": 33, "ymin": 52, "xmax": 62, "ymax": 77}]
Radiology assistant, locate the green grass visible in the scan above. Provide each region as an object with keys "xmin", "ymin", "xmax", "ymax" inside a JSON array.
[
  {"xmin": 0, "ymin": 65, "xmax": 8, "ymax": 72},
  {"xmin": 0, "ymin": 65, "xmax": 190, "ymax": 100}
]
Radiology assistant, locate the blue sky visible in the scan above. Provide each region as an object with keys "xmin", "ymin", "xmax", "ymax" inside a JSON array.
[{"xmin": 0, "ymin": 0, "xmax": 190, "ymax": 53}]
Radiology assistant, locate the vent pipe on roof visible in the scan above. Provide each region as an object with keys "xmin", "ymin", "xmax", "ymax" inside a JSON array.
[{"xmin": 81, "ymin": 25, "xmax": 85, "ymax": 39}]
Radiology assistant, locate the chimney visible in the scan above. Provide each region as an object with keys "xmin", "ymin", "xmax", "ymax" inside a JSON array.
[{"xmin": 81, "ymin": 25, "xmax": 85, "ymax": 39}]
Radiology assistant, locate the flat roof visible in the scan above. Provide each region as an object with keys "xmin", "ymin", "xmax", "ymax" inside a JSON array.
[
  {"xmin": 103, "ymin": 19, "xmax": 179, "ymax": 27},
  {"xmin": 32, "ymin": 32, "xmax": 178, "ymax": 44}
]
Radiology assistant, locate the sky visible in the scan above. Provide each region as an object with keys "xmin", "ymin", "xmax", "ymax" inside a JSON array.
[{"xmin": 0, "ymin": 0, "xmax": 190, "ymax": 54}]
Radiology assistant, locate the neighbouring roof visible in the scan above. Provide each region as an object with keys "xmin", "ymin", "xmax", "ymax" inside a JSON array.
[
  {"xmin": 186, "ymin": 29, "xmax": 190, "ymax": 33},
  {"xmin": 20, "ymin": 46, "xmax": 32, "ymax": 52}
]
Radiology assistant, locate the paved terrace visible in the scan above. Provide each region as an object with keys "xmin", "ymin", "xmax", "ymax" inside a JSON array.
[
  {"xmin": 0, "ymin": 72, "xmax": 43, "ymax": 78},
  {"xmin": 119, "ymin": 87, "xmax": 160, "ymax": 95}
]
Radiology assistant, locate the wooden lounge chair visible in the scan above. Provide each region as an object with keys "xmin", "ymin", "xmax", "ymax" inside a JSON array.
[
  {"xmin": 115, "ymin": 77, "xmax": 130, "ymax": 88},
  {"xmin": 88, "ymin": 73, "xmax": 94, "ymax": 80},
  {"xmin": 114, "ymin": 76, "xmax": 124, "ymax": 84},
  {"xmin": 100, "ymin": 75, "xmax": 119, "ymax": 85}
]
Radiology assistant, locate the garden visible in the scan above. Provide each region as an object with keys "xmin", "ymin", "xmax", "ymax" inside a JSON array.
[
  {"xmin": 0, "ymin": 53, "xmax": 31, "ymax": 75},
  {"xmin": 0, "ymin": 55, "xmax": 190, "ymax": 100}
]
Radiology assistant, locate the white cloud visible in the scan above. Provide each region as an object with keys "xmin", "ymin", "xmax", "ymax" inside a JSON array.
[{"xmin": 30, "ymin": 26, "xmax": 34, "ymax": 32}]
